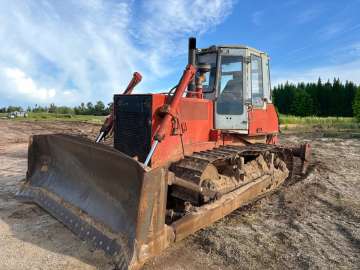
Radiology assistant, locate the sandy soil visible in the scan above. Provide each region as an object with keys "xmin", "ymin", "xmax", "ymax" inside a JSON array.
[{"xmin": 0, "ymin": 119, "xmax": 359, "ymax": 270}]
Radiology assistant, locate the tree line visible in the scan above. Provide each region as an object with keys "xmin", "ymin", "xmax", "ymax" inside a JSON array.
[
  {"xmin": 1, "ymin": 79, "xmax": 360, "ymax": 121},
  {"xmin": 272, "ymin": 78, "xmax": 359, "ymax": 118},
  {"xmin": 0, "ymin": 101, "xmax": 111, "ymax": 116}
]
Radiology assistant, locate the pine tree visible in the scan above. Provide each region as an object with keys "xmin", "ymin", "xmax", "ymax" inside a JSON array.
[
  {"xmin": 331, "ymin": 78, "xmax": 341, "ymax": 116},
  {"xmin": 353, "ymin": 87, "xmax": 360, "ymax": 121},
  {"xmin": 345, "ymin": 81, "xmax": 357, "ymax": 117},
  {"xmin": 290, "ymin": 90, "xmax": 313, "ymax": 116},
  {"xmin": 271, "ymin": 78, "xmax": 357, "ymax": 117}
]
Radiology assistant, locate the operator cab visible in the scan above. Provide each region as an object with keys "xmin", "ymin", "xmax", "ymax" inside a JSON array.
[{"xmin": 195, "ymin": 45, "xmax": 271, "ymax": 131}]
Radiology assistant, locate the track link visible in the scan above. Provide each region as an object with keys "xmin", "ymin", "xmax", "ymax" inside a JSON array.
[{"xmin": 169, "ymin": 144, "xmax": 294, "ymax": 206}]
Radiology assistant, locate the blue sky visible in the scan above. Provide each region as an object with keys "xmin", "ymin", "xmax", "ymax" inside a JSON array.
[{"xmin": 1, "ymin": 0, "xmax": 360, "ymax": 107}]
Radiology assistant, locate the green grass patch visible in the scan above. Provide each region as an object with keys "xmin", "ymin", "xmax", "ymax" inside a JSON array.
[
  {"xmin": 9, "ymin": 112, "xmax": 104, "ymax": 124},
  {"xmin": 279, "ymin": 115, "xmax": 360, "ymax": 131}
]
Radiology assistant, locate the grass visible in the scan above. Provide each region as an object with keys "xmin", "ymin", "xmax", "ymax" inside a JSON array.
[
  {"xmin": 2, "ymin": 112, "xmax": 104, "ymax": 124},
  {"xmin": 279, "ymin": 114, "xmax": 360, "ymax": 132},
  {"xmin": 2, "ymin": 111, "xmax": 359, "ymax": 131},
  {"xmin": 279, "ymin": 115, "xmax": 356, "ymax": 125}
]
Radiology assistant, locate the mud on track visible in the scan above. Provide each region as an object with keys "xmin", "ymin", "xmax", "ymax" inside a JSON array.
[{"xmin": 0, "ymin": 119, "xmax": 359, "ymax": 269}]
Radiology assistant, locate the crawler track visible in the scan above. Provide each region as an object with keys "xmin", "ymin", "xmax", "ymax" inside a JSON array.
[{"xmin": 169, "ymin": 144, "xmax": 294, "ymax": 207}]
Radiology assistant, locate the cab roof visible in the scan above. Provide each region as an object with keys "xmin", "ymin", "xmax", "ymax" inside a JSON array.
[{"xmin": 198, "ymin": 45, "xmax": 266, "ymax": 56}]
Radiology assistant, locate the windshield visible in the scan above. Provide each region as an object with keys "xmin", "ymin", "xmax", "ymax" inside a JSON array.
[
  {"xmin": 196, "ymin": 53, "xmax": 217, "ymax": 93},
  {"xmin": 217, "ymin": 55, "xmax": 244, "ymax": 115}
]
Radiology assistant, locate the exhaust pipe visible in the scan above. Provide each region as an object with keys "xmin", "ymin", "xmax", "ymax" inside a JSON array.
[{"xmin": 188, "ymin": 37, "xmax": 196, "ymax": 92}]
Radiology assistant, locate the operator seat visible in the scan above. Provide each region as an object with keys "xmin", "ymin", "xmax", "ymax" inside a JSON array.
[{"xmin": 217, "ymin": 71, "xmax": 243, "ymax": 115}]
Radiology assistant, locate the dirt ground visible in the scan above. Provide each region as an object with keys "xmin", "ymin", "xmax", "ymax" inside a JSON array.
[{"xmin": 0, "ymin": 119, "xmax": 359, "ymax": 270}]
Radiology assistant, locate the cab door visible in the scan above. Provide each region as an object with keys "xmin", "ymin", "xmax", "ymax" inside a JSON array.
[
  {"xmin": 215, "ymin": 49, "xmax": 248, "ymax": 131},
  {"xmin": 249, "ymin": 51, "xmax": 265, "ymax": 107}
]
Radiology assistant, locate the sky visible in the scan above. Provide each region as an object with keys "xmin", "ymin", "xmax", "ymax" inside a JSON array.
[{"xmin": 1, "ymin": 0, "xmax": 360, "ymax": 107}]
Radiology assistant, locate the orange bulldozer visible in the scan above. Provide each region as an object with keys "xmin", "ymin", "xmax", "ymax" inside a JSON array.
[{"xmin": 17, "ymin": 38, "xmax": 310, "ymax": 269}]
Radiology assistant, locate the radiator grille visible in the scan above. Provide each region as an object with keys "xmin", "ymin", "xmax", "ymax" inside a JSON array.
[{"xmin": 113, "ymin": 95, "xmax": 152, "ymax": 163}]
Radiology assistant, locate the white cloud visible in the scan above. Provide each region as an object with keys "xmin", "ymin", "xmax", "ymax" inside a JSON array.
[
  {"xmin": 318, "ymin": 22, "xmax": 360, "ymax": 41},
  {"xmin": 0, "ymin": 0, "xmax": 235, "ymax": 106},
  {"xmin": 252, "ymin": 11, "xmax": 264, "ymax": 26},
  {"xmin": 3, "ymin": 67, "xmax": 56, "ymax": 101},
  {"xmin": 139, "ymin": 0, "xmax": 234, "ymax": 75},
  {"xmin": 272, "ymin": 59, "xmax": 360, "ymax": 86},
  {"xmin": 296, "ymin": 7, "xmax": 321, "ymax": 24},
  {"xmin": 318, "ymin": 22, "xmax": 348, "ymax": 40},
  {"xmin": 141, "ymin": 0, "xmax": 233, "ymax": 38},
  {"xmin": 0, "ymin": 0, "xmax": 142, "ymax": 106}
]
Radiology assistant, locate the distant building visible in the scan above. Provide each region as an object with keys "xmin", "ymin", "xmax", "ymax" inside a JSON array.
[{"xmin": 7, "ymin": 111, "xmax": 28, "ymax": 118}]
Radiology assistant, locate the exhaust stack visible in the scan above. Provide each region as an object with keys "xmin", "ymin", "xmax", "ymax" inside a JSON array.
[{"xmin": 188, "ymin": 37, "xmax": 197, "ymax": 92}]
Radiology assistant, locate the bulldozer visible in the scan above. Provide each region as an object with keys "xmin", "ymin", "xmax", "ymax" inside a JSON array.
[{"xmin": 17, "ymin": 38, "xmax": 310, "ymax": 270}]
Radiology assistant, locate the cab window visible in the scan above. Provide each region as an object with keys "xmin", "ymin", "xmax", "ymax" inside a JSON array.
[
  {"xmin": 251, "ymin": 55, "xmax": 264, "ymax": 106},
  {"xmin": 196, "ymin": 53, "xmax": 217, "ymax": 93},
  {"xmin": 216, "ymin": 55, "xmax": 243, "ymax": 115}
]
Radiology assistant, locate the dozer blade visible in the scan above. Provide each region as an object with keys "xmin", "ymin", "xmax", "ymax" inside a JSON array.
[{"xmin": 17, "ymin": 134, "xmax": 156, "ymax": 269}]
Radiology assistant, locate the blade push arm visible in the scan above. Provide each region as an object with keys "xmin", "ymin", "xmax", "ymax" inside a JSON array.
[
  {"xmin": 123, "ymin": 72, "xmax": 143, "ymax": 95},
  {"xmin": 144, "ymin": 64, "xmax": 196, "ymax": 166},
  {"xmin": 95, "ymin": 72, "xmax": 142, "ymax": 143}
]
